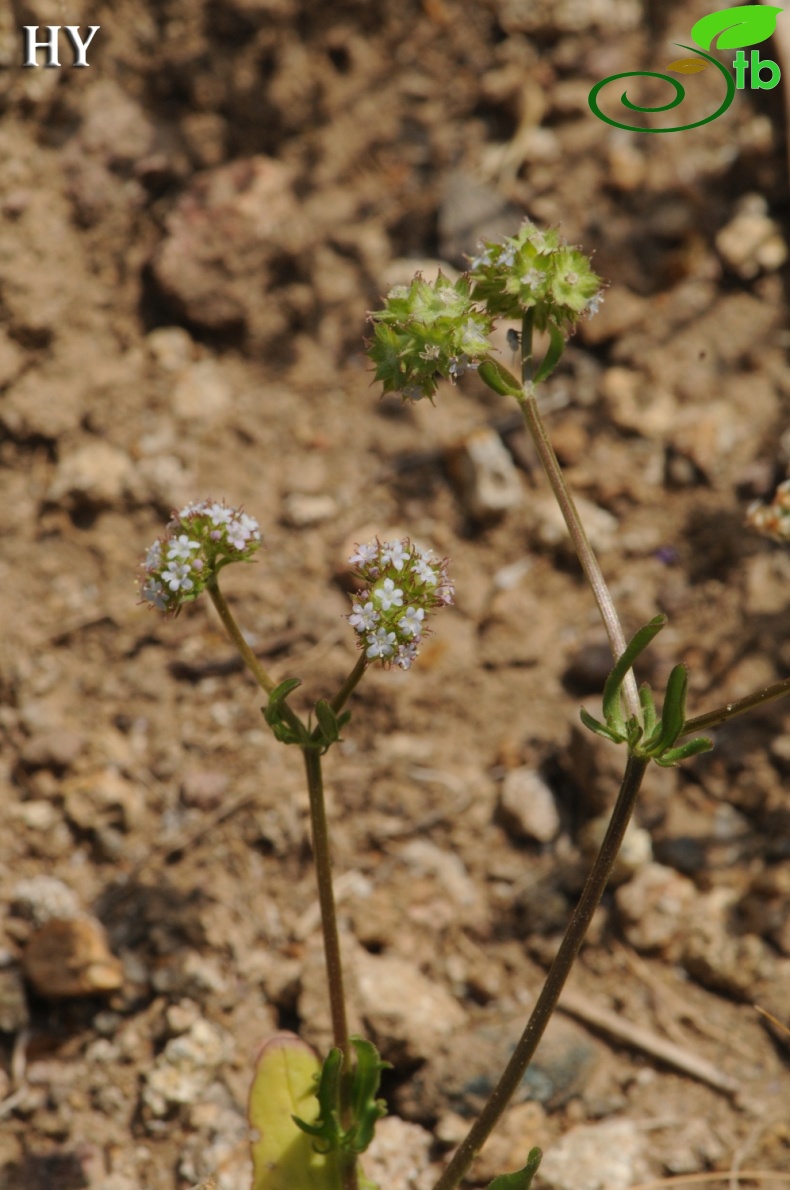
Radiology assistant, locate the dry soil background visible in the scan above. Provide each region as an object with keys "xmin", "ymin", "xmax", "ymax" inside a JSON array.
[{"xmin": 0, "ymin": 0, "xmax": 789, "ymax": 1188}]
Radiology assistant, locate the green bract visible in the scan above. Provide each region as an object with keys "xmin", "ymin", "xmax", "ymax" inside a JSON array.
[
  {"xmin": 470, "ymin": 222, "xmax": 604, "ymax": 330},
  {"xmin": 367, "ymin": 272, "xmax": 493, "ymax": 401}
]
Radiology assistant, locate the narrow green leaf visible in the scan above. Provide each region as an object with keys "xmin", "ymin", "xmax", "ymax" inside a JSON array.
[
  {"xmin": 478, "ymin": 357, "xmax": 523, "ymax": 398},
  {"xmin": 533, "ymin": 321, "xmax": 565, "ymax": 383},
  {"xmin": 347, "ymin": 1038, "xmax": 390, "ymax": 1154},
  {"xmin": 650, "ymin": 664, "xmax": 688, "ymax": 755},
  {"xmin": 579, "ymin": 706, "xmax": 625, "ymax": 744},
  {"xmin": 655, "ymin": 735, "xmax": 713, "ymax": 766},
  {"xmin": 639, "ymin": 683, "xmax": 657, "ymax": 738},
  {"xmin": 315, "ymin": 700, "xmax": 341, "ymax": 744},
  {"xmin": 602, "ymin": 615, "xmax": 667, "ymax": 733},
  {"xmin": 487, "ymin": 1147, "xmax": 543, "ymax": 1189},
  {"xmin": 269, "ymin": 677, "xmax": 302, "ymax": 705},
  {"xmin": 691, "ymin": 5, "xmax": 782, "ymax": 51}
]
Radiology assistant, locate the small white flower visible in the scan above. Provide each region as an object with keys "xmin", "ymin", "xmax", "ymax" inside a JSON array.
[
  {"xmin": 398, "ymin": 607, "xmax": 425, "ymax": 638},
  {"xmin": 349, "ymin": 601, "xmax": 380, "ymax": 632},
  {"xmin": 395, "ymin": 641, "xmax": 419, "ymax": 670},
  {"xmin": 586, "ymin": 292, "xmax": 604, "ymax": 317},
  {"xmin": 373, "ymin": 578, "xmax": 404, "ymax": 610},
  {"xmin": 402, "ymin": 384, "xmax": 425, "ymax": 402},
  {"xmin": 142, "ymin": 578, "xmax": 168, "ymax": 609},
  {"xmin": 167, "ymin": 534, "xmax": 201, "ymax": 562},
  {"xmin": 162, "ymin": 561, "xmax": 194, "ymax": 593},
  {"xmin": 226, "ymin": 525, "xmax": 250, "ymax": 550},
  {"xmin": 366, "ymin": 628, "xmax": 397, "ymax": 659},
  {"xmin": 349, "ymin": 542, "xmax": 378, "ymax": 567},
  {"xmin": 145, "ymin": 541, "xmax": 162, "ymax": 570},
  {"xmin": 209, "ymin": 504, "xmax": 234, "ymax": 525},
  {"xmin": 235, "ymin": 512, "xmax": 261, "ymax": 540},
  {"xmin": 520, "ymin": 268, "xmax": 542, "ymax": 290},
  {"xmin": 412, "ymin": 557, "xmax": 438, "ymax": 585},
  {"xmin": 380, "ymin": 541, "xmax": 408, "ymax": 572}
]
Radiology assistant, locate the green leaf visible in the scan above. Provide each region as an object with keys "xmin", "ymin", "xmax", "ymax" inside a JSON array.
[
  {"xmin": 579, "ymin": 706, "xmax": 625, "ymax": 744},
  {"xmin": 315, "ymin": 700, "xmax": 343, "ymax": 747},
  {"xmin": 478, "ymin": 357, "xmax": 523, "ymax": 398},
  {"xmin": 649, "ymin": 663, "xmax": 688, "ymax": 755},
  {"xmin": 602, "ymin": 615, "xmax": 667, "ymax": 734},
  {"xmin": 294, "ymin": 1047, "xmax": 344, "ymax": 1153},
  {"xmin": 346, "ymin": 1038, "xmax": 390, "ymax": 1154},
  {"xmin": 639, "ymin": 683, "xmax": 658, "ymax": 738},
  {"xmin": 487, "ymin": 1147, "xmax": 543, "ymax": 1189},
  {"xmin": 533, "ymin": 320, "xmax": 565, "ymax": 383},
  {"xmin": 691, "ymin": 4, "xmax": 782, "ymax": 51},
  {"xmin": 269, "ymin": 677, "xmax": 302, "ymax": 705},
  {"xmin": 249, "ymin": 1034, "xmax": 343, "ymax": 1190},
  {"xmin": 654, "ymin": 735, "xmax": 713, "ymax": 766}
]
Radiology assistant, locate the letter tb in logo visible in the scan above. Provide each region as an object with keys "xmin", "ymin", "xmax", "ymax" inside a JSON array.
[{"xmin": 589, "ymin": 4, "xmax": 783, "ymax": 133}]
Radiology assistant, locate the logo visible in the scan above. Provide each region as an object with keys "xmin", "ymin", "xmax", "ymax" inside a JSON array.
[{"xmin": 589, "ymin": 4, "xmax": 783, "ymax": 133}]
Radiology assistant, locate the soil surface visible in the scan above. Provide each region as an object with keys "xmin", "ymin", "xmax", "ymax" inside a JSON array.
[{"xmin": 1, "ymin": 1, "xmax": 789, "ymax": 1188}]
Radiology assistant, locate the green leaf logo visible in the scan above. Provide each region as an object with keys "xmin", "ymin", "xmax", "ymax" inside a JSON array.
[{"xmin": 691, "ymin": 5, "xmax": 783, "ymax": 51}]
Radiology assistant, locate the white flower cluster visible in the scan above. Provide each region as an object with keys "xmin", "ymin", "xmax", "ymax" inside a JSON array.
[
  {"xmin": 346, "ymin": 538, "xmax": 453, "ymax": 670},
  {"xmin": 746, "ymin": 479, "xmax": 790, "ymax": 542},
  {"xmin": 140, "ymin": 499, "xmax": 261, "ymax": 614}
]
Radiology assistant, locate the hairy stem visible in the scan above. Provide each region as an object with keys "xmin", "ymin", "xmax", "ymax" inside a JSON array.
[
  {"xmin": 516, "ymin": 354, "xmax": 640, "ymax": 721},
  {"xmin": 431, "ymin": 754, "xmax": 649, "ymax": 1190}
]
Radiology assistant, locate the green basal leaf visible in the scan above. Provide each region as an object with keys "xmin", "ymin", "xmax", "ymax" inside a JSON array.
[
  {"xmin": 691, "ymin": 4, "xmax": 782, "ymax": 51},
  {"xmin": 487, "ymin": 1147, "xmax": 543, "ymax": 1189},
  {"xmin": 579, "ymin": 706, "xmax": 625, "ymax": 744},
  {"xmin": 533, "ymin": 320, "xmax": 565, "ymax": 383},
  {"xmin": 249, "ymin": 1035, "xmax": 343, "ymax": 1190}
]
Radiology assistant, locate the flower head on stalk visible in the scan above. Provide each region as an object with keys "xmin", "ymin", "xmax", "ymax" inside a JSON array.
[
  {"xmin": 746, "ymin": 479, "xmax": 790, "ymax": 542},
  {"xmin": 346, "ymin": 538, "xmax": 453, "ymax": 669},
  {"xmin": 367, "ymin": 273, "xmax": 493, "ymax": 402},
  {"xmin": 139, "ymin": 499, "xmax": 262, "ymax": 615},
  {"xmin": 469, "ymin": 220, "xmax": 605, "ymax": 331}
]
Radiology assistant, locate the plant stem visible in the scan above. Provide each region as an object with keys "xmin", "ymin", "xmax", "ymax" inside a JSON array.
[
  {"xmin": 516, "ymin": 374, "xmax": 641, "ymax": 722},
  {"xmin": 431, "ymin": 754, "xmax": 649, "ymax": 1190},
  {"xmin": 207, "ymin": 581, "xmax": 276, "ymax": 695},
  {"xmin": 330, "ymin": 653, "xmax": 369, "ymax": 715},
  {"xmin": 207, "ymin": 580, "xmax": 307, "ymax": 739},
  {"xmin": 301, "ymin": 747, "xmax": 351, "ymax": 1058},
  {"xmin": 681, "ymin": 674, "xmax": 790, "ymax": 736},
  {"xmin": 302, "ymin": 747, "xmax": 358, "ymax": 1190}
]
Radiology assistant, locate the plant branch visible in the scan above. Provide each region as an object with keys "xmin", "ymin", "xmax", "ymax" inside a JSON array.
[
  {"xmin": 681, "ymin": 674, "xmax": 790, "ymax": 736},
  {"xmin": 431, "ymin": 754, "xmax": 650, "ymax": 1190},
  {"xmin": 517, "ymin": 386, "xmax": 641, "ymax": 722},
  {"xmin": 207, "ymin": 581, "xmax": 277, "ymax": 695}
]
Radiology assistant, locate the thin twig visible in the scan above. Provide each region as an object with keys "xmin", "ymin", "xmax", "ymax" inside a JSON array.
[{"xmin": 557, "ymin": 989, "xmax": 740, "ymax": 1097}]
